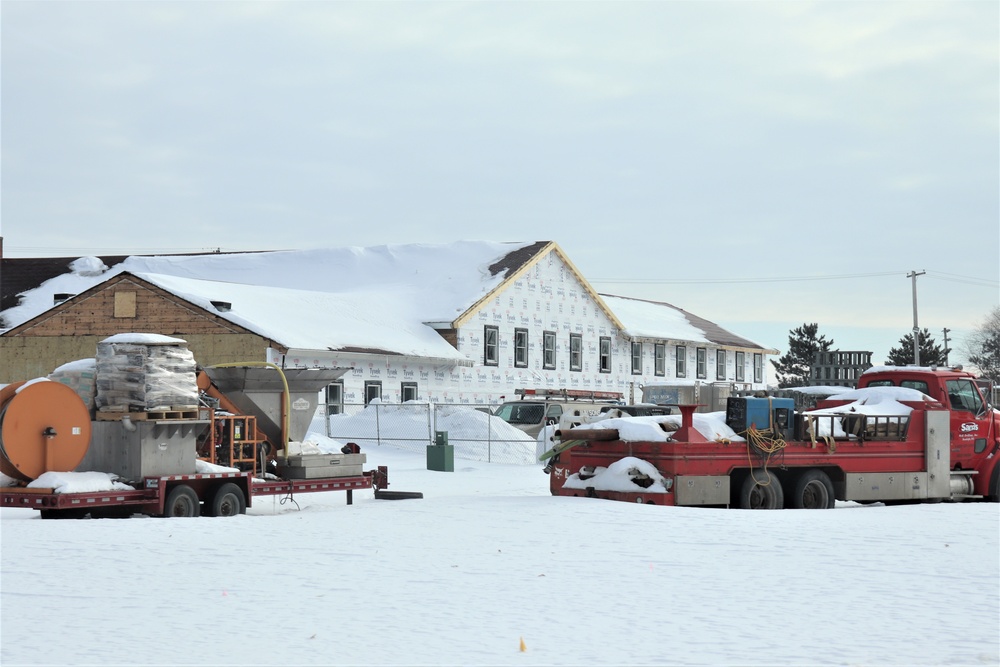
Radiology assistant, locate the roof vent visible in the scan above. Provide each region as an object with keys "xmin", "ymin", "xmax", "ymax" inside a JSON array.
[
  {"xmin": 211, "ymin": 300, "xmax": 232, "ymax": 312},
  {"xmin": 53, "ymin": 293, "xmax": 73, "ymax": 305}
]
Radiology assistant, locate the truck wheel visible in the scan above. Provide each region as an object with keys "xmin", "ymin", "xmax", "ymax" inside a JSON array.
[
  {"xmin": 209, "ymin": 483, "xmax": 246, "ymax": 517},
  {"xmin": 164, "ymin": 485, "xmax": 200, "ymax": 518},
  {"xmin": 790, "ymin": 470, "xmax": 835, "ymax": 509},
  {"xmin": 988, "ymin": 463, "xmax": 1000, "ymax": 503},
  {"xmin": 740, "ymin": 470, "xmax": 784, "ymax": 509}
]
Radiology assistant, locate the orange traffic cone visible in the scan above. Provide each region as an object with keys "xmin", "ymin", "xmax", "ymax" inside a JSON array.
[{"xmin": 519, "ymin": 637, "xmax": 526, "ymax": 652}]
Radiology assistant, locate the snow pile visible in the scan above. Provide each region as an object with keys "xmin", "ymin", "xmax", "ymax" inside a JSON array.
[
  {"xmin": 195, "ymin": 459, "xmax": 239, "ymax": 474},
  {"xmin": 567, "ymin": 411, "xmax": 741, "ymax": 442},
  {"xmin": 27, "ymin": 471, "xmax": 133, "ymax": 493},
  {"xmin": 563, "ymin": 455, "xmax": 670, "ymax": 493},
  {"xmin": 68, "ymin": 256, "xmax": 108, "ymax": 276},
  {"xmin": 827, "ymin": 385, "xmax": 935, "ymax": 407},
  {"xmin": 322, "ymin": 400, "xmax": 537, "ymax": 463},
  {"xmin": 804, "ymin": 386, "xmax": 928, "ymax": 437}
]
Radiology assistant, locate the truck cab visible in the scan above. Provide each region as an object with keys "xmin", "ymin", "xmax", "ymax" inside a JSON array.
[{"xmin": 857, "ymin": 366, "xmax": 1000, "ymax": 499}]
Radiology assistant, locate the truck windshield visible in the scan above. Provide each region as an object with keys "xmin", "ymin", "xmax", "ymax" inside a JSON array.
[{"xmin": 494, "ymin": 403, "xmax": 545, "ymax": 425}]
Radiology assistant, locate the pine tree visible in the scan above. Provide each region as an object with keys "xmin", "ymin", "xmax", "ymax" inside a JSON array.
[
  {"xmin": 771, "ymin": 323, "xmax": 835, "ymax": 388},
  {"xmin": 965, "ymin": 306, "xmax": 1000, "ymax": 382},
  {"xmin": 885, "ymin": 328, "xmax": 949, "ymax": 367}
]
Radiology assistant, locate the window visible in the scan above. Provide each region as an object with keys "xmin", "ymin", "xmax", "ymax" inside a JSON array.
[
  {"xmin": 545, "ymin": 404, "xmax": 563, "ymax": 425},
  {"xmin": 325, "ymin": 381, "xmax": 344, "ymax": 416},
  {"xmin": 514, "ymin": 328, "xmax": 528, "ymax": 368},
  {"xmin": 675, "ymin": 345, "xmax": 686, "ymax": 378},
  {"xmin": 654, "ymin": 343, "xmax": 666, "ymax": 377},
  {"xmin": 697, "ymin": 348, "xmax": 707, "ymax": 379},
  {"xmin": 631, "ymin": 342, "xmax": 642, "ymax": 375},
  {"xmin": 495, "ymin": 402, "xmax": 545, "ymax": 425},
  {"xmin": 716, "ymin": 350, "xmax": 727, "ymax": 380},
  {"xmin": 599, "ymin": 337, "xmax": 612, "ymax": 373},
  {"xmin": 735, "ymin": 351, "xmax": 745, "ymax": 382},
  {"xmin": 114, "ymin": 291, "xmax": 137, "ymax": 318},
  {"xmin": 570, "ymin": 334, "xmax": 583, "ymax": 371},
  {"xmin": 543, "ymin": 331, "xmax": 556, "ymax": 370},
  {"xmin": 364, "ymin": 381, "xmax": 382, "ymax": 404},
  {"xmin": 945, "ymin": 379, "xmax": 984, "ymax": 414},
  {"xmin": 484, "ymin": 326, "xmax": 499, "ymax": 366},
  {"xmin": 401, "ymin": 382, "xmax": 418, "ymax": 402},
  {"xmin": 753, "ymin": 353, "xmax": 763, "ymax": 384},
  {"xmin": 900, "ymin": 380, "xmax": 930, "ymax": 394}
]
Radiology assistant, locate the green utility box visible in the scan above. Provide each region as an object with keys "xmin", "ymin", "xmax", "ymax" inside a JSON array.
[{"xmin": 426, "ymin": 430, "xmax": 454, "ymax": 472}]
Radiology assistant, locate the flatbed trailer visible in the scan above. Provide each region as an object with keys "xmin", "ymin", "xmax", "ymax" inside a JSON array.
[{"xmin": 1, "ymin": 466, "xmax": 390, "ymax": 519}]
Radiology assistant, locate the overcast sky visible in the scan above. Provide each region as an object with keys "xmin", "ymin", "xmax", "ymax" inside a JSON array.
[{"xmin": 2, "ymin": 1, "xmax": 997, "ymax": 365}]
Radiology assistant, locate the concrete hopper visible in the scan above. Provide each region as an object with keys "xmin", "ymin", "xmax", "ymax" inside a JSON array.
[{"xmin": 203, "ymin": 366, "xmax": 347, "ymax": 452}]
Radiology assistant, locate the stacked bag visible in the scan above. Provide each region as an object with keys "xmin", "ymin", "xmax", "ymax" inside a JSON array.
[
  {"xmin": 48, "ymin": 358, "xmax": 98, "ymax": 411},
  {"xmin": 95, "ymin": 334, "xmax": 199, "ymax": 412}
]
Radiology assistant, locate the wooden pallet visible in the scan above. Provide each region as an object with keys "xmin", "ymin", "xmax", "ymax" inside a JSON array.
[{"xmin": 95, "ymin": 407, "xmax": 200, "ymax": 422}]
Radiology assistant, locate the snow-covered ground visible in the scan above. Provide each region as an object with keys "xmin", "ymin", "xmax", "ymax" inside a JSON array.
[{"xmin": 3, "ymin": 440, "xmax": 998, "ymax": 666}]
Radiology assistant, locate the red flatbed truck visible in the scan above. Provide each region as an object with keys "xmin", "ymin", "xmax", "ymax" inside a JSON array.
[{"xmin": 543, "ymin": 366, "xmax": 1000, "ymax": 508}]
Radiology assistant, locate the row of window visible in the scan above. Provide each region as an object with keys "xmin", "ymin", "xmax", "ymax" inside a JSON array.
[
  {"xmin": 325, "ymin": 380, "xmax": 419, "ymax": 408},
  {"xmin": 486, "ymin": 326, "xmax": 764, "ymax": 383},
  {"xmin": 485, "ymin": 326, "xmax": 613, "ymax": 373}
]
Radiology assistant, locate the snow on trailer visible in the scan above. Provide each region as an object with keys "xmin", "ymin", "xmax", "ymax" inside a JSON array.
[{"xmin": 0, "ymin": 335, "xmax": 410, "ymax": 518}]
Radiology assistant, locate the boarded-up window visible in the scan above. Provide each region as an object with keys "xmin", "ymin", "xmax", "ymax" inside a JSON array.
[{"xmin": 114, "ymin": 291, "xmax": 137, "ymax": 318}]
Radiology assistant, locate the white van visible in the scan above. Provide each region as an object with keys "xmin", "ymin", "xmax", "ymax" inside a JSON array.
[{"xmin": 493, "ymin": 389, "xmax": 623, "ymax": 438}]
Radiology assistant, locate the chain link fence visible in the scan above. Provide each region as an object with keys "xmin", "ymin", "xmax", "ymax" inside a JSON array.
[{"xmin": 324, "ymin": 402, "xmax": 539, "ymax": 465}]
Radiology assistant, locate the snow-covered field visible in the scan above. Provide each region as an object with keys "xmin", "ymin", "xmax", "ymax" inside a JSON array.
[{"xmin": 2, "ymin": 440, "xmax": 998, "ymax": 667}]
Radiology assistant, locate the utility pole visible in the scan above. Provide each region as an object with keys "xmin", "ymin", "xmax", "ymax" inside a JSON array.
[
  {"xmin": 942, "ymin": 327, "xmax": 951, "ymax": 366},
  {"xmin": 907, "ymin": 270, "xmax": 926, "ymax": 365}
]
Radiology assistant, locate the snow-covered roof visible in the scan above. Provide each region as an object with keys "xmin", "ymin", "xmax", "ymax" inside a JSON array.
[
  {"xmin": 599, "ymin": 294, "xmax": 773, "ymax": 351},
  {"xmin": 2, "ymin": 242, "xmax": 772, "ymax": 357},
  {"xmin": 0, "ymin": 241, "xmax": 556, "ymax": 361},
  {"xmin": 132, "ymin": 271, "xmax": 472, "ymax": 361}
]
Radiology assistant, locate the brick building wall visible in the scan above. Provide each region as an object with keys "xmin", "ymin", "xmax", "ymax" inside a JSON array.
[{"xmin": 0, "ymin": 275, "xmax": 276, "ymax": 382}]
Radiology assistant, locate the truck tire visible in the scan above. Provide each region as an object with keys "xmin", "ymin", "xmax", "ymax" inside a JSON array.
[
  {"xmin": 790, "ymin": 470, "xmax": 835, "ymax": 509},
  {"xmin": 740, "ymin": 470, "xmax": 784, "ymax": 509},
  {"xmin": 209, "ymin": 483, "xmax": 246, "ymax": 517},
  {"xmin": 163, "ymin": 485, "xmax": 200, "ymax": 518},
  {"xmin": 988, "ymin": 462, "xmax": 1000, "ymax": 503}
]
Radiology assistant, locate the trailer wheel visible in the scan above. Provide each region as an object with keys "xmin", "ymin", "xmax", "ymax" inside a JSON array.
[
  {"xmin": 739, "ymin": 470, "xmax": 784, "ymax": 509},
  {"xmin": 790, "ymin": 470, "xmax": 835, "ymax": 509},
  {"xmin": 209, "ymin": 483, "xmax": 246, "ymax": 517},
  {"xmin": 163, "ymin": 485, "xmax": 200, "ymax": 518}
]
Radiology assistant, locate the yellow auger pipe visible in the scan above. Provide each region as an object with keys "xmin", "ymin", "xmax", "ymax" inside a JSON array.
[{"xmin": 207, "ymin": 362, "xmax": 292, "ymax": 456}]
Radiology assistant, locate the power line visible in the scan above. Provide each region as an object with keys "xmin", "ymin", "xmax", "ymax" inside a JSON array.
[
  {"xmin": 590, "ymin": 271, "xmax": 905, "ymax": 285},
  {"xmin": 925, "ymin": 271, "xmax": 999, "ymax": 288},
  {"xmin": 591, "ymin": 270, "xmax": 998, "ymax": 287}
]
